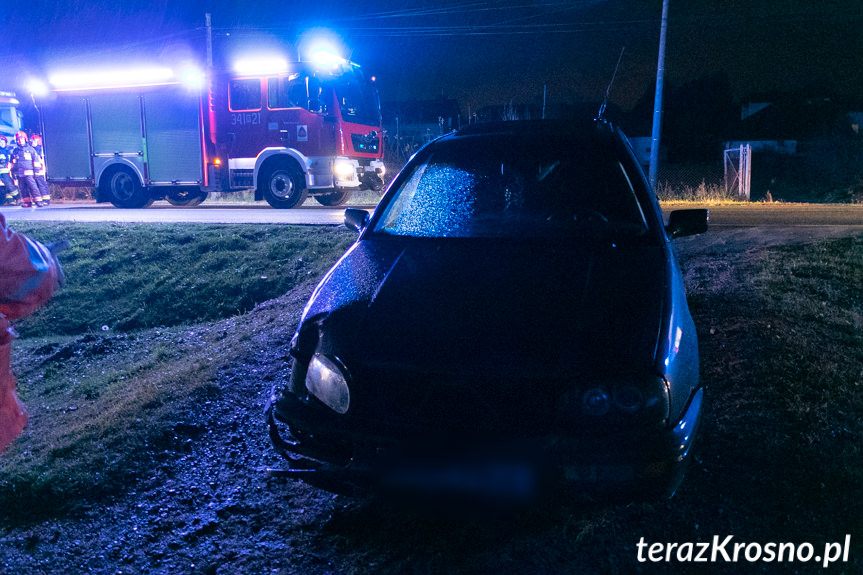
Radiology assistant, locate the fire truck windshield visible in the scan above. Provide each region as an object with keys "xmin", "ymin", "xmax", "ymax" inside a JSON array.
[
  {"xmin": 266, "ymin": 68, "xmax": 380, "ymax": 128},
  {"xmin": 331, "ymin": 69, "xmax": 380, "ymax": 128},
  {"xmin": 0, "ymin": 104, "xmax": 21, "ymax": 134}
]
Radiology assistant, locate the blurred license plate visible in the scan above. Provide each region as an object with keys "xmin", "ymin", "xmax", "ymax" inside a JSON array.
[{"xmin": 381, "ymin": 460, "xmax": 538, "ymax": 498}]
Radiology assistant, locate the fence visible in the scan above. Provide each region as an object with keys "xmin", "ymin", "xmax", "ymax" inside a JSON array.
[{"xmin": 724, "ymin": 144, "xmax": 752, "ymax": 200}]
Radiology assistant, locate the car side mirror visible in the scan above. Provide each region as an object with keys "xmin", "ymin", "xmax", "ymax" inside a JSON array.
[
  {"xmin": 344, "ymin": 208, "xmax": 370, "ymax": 233},
  {"xmin": 666, "ymin": 209, "xmax": 708, "ymax": 239}
]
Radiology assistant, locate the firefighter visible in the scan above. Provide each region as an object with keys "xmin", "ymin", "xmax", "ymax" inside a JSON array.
[
  {"xmin": 29, "ymin": 134, "xmax": 50, "ymax": 206},
  {"xmin": 0, "ymin": 213, "xmax": 62, "ymax": 452},
  {"xmin": 9, "ymin": 131, "xmax": 44, "ymax": 208},
  {"xmin": 0, "ymin": 136, "xmax": 19, "ymax": 205}
]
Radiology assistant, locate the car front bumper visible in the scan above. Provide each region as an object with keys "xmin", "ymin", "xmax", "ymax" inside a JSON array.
[{"xmin": 265, "ymin": 385, "xmax": 703, "ymax": 501}]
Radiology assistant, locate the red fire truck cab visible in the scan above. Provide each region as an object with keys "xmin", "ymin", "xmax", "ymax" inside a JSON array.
[{"xmin": 42, "ymin": 58, "xmax": 385, "ymax": 209}]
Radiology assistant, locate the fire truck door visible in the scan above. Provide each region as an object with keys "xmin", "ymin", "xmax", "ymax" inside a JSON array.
[
  {"xmin": 43, "ymin": 96, "xmax": 91, "ymax": 183},
  {"xmin": 88, "ymin": 93, "xmax": 146, "ymax": 183},
  {"xmin": 143, "ymin": 88, "xmax": 204, "ymax": 185}
]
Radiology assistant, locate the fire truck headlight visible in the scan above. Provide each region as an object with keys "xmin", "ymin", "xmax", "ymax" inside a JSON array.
[{"xmin": 333, "ymin": 159, "xmax": 356, "ymax": 181}]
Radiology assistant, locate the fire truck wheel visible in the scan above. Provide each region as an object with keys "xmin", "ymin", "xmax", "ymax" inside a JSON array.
[
  {"xmin": 315, "ymin": 190, "xmax": 352, "ymax": 207},
  {"xmin": 103, "ymin": 167, "xmax": 150, "ymax": 209},
  {"xmin": 166, "ymin": 190, "xmax": 208, "ymax": 207},
  {"xmin": 262, "ymin": 162, "xmax": 308, "ymax": 209}
]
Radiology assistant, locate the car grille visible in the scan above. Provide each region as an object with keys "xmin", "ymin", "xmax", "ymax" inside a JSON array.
[{"xmin": 354, "ymin": 367, "xmax": 561, "ymax": 433}]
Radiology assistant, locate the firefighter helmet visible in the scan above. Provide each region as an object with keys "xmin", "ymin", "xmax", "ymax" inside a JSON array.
[
  {"xmin": 30, "ymin": 134, "xmax": 42, "ymax": 147},
  {"xmin": 15, "ymin": 131, "xmax": 27, "ymax": 146}
]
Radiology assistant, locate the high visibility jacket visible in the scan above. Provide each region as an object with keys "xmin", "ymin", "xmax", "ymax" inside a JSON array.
[
  {"xmin": 10, "ymin": 145, "xmax": 42, "ymax": 178},
  {"xmin": 0, "ymin": 214, "xmax": 60, "ymax": 452},
  {"xmin": 0, "ymin": 149, "xmax": 10, "ymax": 175},
  {"xmin": 32, "ymin": 145, "xmax": 46, "ymax": 177}
]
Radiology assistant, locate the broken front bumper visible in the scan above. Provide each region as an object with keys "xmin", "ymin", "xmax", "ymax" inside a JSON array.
[{"xmin": 265, "ymin": 386, "xmax": 704, "ymax": 501}]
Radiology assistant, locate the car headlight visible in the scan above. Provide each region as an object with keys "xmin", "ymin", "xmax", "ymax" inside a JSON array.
[
  {"xmin": 563, "ymin": 376, "xmax": 670, "ymax": 426},
  {"xmin": 333, "ymin": 159, "xmax": 356, "ymax": 181},
  {"xmin": 581, "ymin": 388, "xmax": 611, "ymax": 417},
  {"xmin": 305, "ymin": 353, "xmax": 351, "ymax": 414}
]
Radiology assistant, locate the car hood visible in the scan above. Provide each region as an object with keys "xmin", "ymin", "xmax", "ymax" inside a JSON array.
[{"xmin": 301, "ymin": 238, "xmax": 668, "ymax": 378}]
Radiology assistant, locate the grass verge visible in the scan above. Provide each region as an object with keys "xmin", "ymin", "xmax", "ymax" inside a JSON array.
[
  {"xmin": 9, "ymin": 222, "xmax": 356, "ymax": 337},
  {"xmin": 0, "ymin": 222, "xmax": 354, "ymax": 521}
]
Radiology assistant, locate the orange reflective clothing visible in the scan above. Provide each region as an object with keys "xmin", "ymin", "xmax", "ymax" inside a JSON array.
[{"xmin": 0, "ymin": 214, "xmax": 59, "ymax": 452}]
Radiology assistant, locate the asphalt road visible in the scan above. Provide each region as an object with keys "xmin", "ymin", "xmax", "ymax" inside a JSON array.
[
  {"xmin": 0, "ymin": 200, "xmax": 374, "ymax": 225},
  {"xmin": 2, "ymin": 200, "xmax": 863, "ymax": 227}
]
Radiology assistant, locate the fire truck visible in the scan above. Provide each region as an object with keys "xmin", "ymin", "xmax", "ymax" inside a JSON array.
[
  {"xmin": 41, "ymin": 56, "xmax": 385, "ymax": 208},
  {"xmin": 0, "ymin": 91, "xmax": 25, "ymax": 140},
  {"xmin": 0, "ymin": 91, "xmax": 25, "ymax": 196}
]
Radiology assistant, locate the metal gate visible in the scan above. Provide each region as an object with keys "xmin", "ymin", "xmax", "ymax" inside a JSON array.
[{"xmin": 724, "ymin": 144, "xmax": 751, "ymax": 200}]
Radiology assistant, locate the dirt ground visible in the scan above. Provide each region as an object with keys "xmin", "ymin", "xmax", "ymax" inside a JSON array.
[
  {"xmin": 0, "ymin": 225, "xmax": 861, "ymax": 575},
  {"xmin": 672, "ymin": 224, "xmax": 863, "ymax": 255}
]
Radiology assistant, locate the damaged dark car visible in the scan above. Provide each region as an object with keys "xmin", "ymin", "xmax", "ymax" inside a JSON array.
[{"xmin": 266, "ymin": 119, "xmax": 708, "ymax": 505}]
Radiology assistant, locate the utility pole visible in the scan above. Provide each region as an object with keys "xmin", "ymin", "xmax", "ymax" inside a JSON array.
[
  {"xmin": 205, "ymin": 13, "xmax": 214, "ymax": 68},
  {"xmin": 649, "ymin": 0, "xmax": 669, "ymax": 191},
  {"xmin": 542, "ymin": 84, "xmax": 547, "ymax": 120}
]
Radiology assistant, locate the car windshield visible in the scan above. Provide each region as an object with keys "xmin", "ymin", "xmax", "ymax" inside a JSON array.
[{"xmin": 373, "ymin": 133, "xmax": 649, "ymax": 239}]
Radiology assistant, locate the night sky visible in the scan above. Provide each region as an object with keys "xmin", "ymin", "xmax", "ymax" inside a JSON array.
[{"xmin": 5, "ymin": 1, "xmax": 863, "ymax": 114}]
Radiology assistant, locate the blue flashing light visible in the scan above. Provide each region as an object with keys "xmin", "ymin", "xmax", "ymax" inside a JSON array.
[{"xmin": 310, "ymin": 50, "xmax": 346, "ymax": 70}]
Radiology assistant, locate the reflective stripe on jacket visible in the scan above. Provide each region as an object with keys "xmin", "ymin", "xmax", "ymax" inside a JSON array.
[
  {"xmin": 33, "ymin": 146, "xmax": 46, "ymax": 176},
  {"xmin": 10, "ymin": 146, "xmax": 39, "ymax": 178}
]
